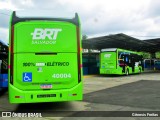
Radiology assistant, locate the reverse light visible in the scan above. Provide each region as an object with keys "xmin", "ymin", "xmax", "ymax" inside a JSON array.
[{"xmin": 69, "ymin": 93, "xmax": 77, "ymax": 96}]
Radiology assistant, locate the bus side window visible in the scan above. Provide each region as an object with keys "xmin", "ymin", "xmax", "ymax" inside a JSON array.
[
  {"xmin": 126, "ymin": 56, "xmax": 129, "ymax": 63},
  {"xmin": 122, "ymin": 55, "xmax": 124, "ymax": 61},
  {"xmin": 128, "ymin": 55, "xmax": 131, "ymax": 63}
]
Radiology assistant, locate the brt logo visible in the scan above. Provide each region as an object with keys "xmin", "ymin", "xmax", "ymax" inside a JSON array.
[
  {"xmin": 104, "ymin": 54, "xmax": 111, "ymax": 58},
  {"xmin": 31, "ymin": 28, "xmax": 62, "ymax": 40}
]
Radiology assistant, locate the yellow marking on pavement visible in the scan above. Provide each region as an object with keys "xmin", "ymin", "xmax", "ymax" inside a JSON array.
[{"xmin": 83, "ymin": 75, "xmax": 98, "ymax": 78}]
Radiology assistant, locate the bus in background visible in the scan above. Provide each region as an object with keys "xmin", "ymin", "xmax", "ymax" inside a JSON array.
[
  {"xmin": 143, "ymin": 59, "xmax": 160, "ymax": 70},
  {"xmin": 100, "ymin": 48, "xmax": 143, "ymax": 75},
  {"xmin": 0, "ymin": 41, "xmax": 8, "ymax": 90},
  {"xmin": 155, "ymin": 60, "xmax": 160, "ymax": 70},
  {"xmin": 143, "ymin": 59, "xmax": 155, "ymax": 70},
  {"xmin": 9, "ymin": 11, "xmax": 83, "ymax": 103}
]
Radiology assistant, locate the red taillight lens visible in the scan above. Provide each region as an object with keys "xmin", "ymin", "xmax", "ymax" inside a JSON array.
[
  {"xmin": 15, "ymin": 96, "xmax": 20, "ymax": 98},
  {"xmin": 72, "ymin": 94, "xmax": 77, "ymax": 96}
]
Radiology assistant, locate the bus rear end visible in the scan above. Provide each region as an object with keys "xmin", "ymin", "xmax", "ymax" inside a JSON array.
[
  {"xmin": 100, "ymin": 48, "xmax": 117, "ymax": 74},
  {"xmin": 9, "ymin": 11, "xmax": 82, "ymax": 103}
]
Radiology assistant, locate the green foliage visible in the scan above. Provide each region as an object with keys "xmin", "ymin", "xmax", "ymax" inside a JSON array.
[
  {"xmin": 82, "ymin": 35, "xmax": 88, "ymax": 40},
  {"xmin": 142, "ymin": 52, "xmax": 150, "ymax": 59},
  {"xmin": 141, "ymin": 52, "xmax": 160, "ymax": 58},
  {"xmin": 156, "ymin": 52, "xmax": 160, "ymax": 58}
]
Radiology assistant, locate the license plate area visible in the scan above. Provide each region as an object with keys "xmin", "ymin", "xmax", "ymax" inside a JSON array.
[
  {"xmin": 37, "ymin": 94, "xmax": 56, "ymax": 98},
  {"xmin": 40, "ymin": 84, "xmax": 52, "ymax": 89}
]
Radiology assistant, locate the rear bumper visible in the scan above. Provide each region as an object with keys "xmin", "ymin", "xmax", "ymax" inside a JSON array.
[
  {"xmin": 9, "ymin": 82, "xmax": 83, "ymax": 103},
  {"xmin": 100, "ymin": 68, "xmax": 122, "ymax": 74}
]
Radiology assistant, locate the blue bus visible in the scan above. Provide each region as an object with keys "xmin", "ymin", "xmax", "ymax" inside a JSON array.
[
  {"xmin": 155, "ymin": 60, "xmax": 160, "ymax": 70},
  {"xmin": 0, "ymin": 41, "xmax": 8, "ymax": 90},
  {"xmin": 143, "ymin": 59, "xmax": 160, "ymax": 70}
]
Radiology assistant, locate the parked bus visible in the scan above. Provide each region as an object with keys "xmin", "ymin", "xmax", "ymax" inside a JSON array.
[
  {"xmin": 0, "ymin": 53, "xmax": 8, "ymax": 90},
  {"xmin": 155, "ymin": 60, "xmax": 160, "ymax": 70},
  {"xmin": 143, "ymin": 59, "xmax": 158, "ymax": 70},
  {"xmin": 100, "ymin": 48, "xmax": 143, "ymax": 75},
  {"xmin": 9, "ymin": 11, "xmax": 83, "ymax": 103},
  {"xmin": 144, "ymin": 59, "xmax": 160, "ymax": 70},
  {"xmin": 0, "ymin": 41, "xmax": 8, "ymax": 91}
]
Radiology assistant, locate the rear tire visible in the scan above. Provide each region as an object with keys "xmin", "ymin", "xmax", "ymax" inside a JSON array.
[{"xmin": 126, "ymin": 69, "xmax": 129, "ymax": 76}]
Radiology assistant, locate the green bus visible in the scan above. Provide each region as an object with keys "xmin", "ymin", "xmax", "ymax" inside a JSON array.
[
  {"xmin": 9, "ymin": 11, "xmax": 83, "ymax": 103},
  {"xmin": 100, "ymin": 48, "xmax": 143, "ymax": 75}
]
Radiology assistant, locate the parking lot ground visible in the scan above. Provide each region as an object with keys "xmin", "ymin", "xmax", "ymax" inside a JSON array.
[
  {"xmin": 0, "ymin": 70, "xmax": 160, "ymax": 120},
  {"xmin": 84, "ymin": 80, "xmax": 160, "ymax": 109}
]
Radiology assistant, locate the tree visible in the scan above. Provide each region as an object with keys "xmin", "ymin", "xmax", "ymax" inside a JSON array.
[
  {"xmin": 142, "ymin": 52, "xmax": 150, "ymax": 59},
  {"xmin": 82, "ymin": 35, "xmax": 88, "ymax": 40},
  {"xmin": 156, "ymin": 51, "xmax": 160, "ymax": 58}
]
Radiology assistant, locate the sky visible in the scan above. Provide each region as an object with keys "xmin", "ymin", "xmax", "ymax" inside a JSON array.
[{"xmin": 0, "ymin": 0, "xmax": 160, "ymax": 44}]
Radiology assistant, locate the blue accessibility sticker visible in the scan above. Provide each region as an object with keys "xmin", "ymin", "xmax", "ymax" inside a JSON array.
[{"xmin": 23, "ymin": 72, "xmax": 32, "ymax": 82}]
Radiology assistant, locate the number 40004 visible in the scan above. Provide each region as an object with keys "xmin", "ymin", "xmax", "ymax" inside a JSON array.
[{"xmin": 52, "ymin": 73, "xmax": 72, "ymax": 78}]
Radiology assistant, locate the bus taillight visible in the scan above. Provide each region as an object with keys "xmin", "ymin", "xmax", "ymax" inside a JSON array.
[
  {"xmin": 77, "ymin": 27, "xmax": 81, "ymax": 83},
  {"xmin": 10, "ymin": 25, "xmax": 14, "ymax": 84}
]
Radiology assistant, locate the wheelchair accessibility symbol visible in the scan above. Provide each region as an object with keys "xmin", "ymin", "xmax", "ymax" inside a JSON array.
[{"xmin": 23, "ymin": 72, "xmax": 32, "ymax": 82}]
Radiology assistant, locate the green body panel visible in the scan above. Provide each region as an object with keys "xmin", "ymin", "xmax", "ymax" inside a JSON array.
[
  {"xmin": 14, "ymin": 53, "xmax": 78, "ymax": 90},
  {"xmin": 9, "ymin": 13, "xmax": 83, "ymax": 103},
  {"xmin": 100, "ymin": 48, "xmax": 143, "ymax": 75},
  {"xmin": 14, "ymin": 22, "xmax": 77, "ymax": 53}
]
